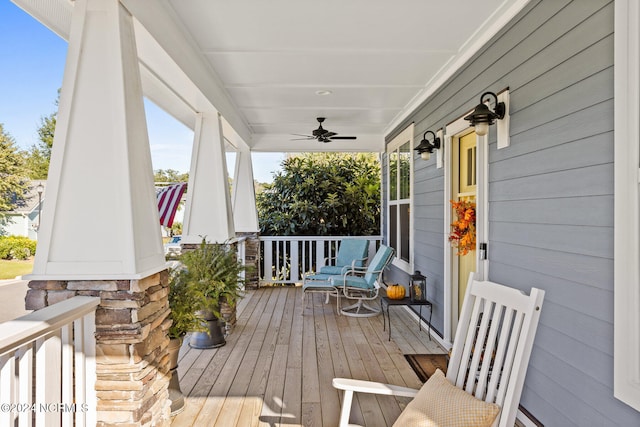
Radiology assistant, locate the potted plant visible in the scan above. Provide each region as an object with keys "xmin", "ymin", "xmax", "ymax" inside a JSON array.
[
  {"xmin": 179, "ymin": 238, "xmax": 245, "ymax": 349},
  {"xmin": 166, "ymin": 266, "xmax": 202, "ymax": 416}
]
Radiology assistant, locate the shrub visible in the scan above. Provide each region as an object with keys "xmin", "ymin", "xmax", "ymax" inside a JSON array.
[
  {"xmin": 0, "ymin": 236, "xmax": 37, "ymax": 260},
  {"xmin": 256, "ymin": 153, "xmax": 380, "ymax": 236}
]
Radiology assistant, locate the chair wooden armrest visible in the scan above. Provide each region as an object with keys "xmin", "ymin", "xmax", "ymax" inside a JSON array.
[
  {"xmin": 333, "ymin": 378, "xmax": 418, "ymax": 426},
  {"xmin": 332, "ymin": 378, "xmax": 418, "ymax": 397}
]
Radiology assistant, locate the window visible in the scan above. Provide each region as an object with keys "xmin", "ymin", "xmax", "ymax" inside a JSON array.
[
  {"xmin": 387, "ymin": 124, "xmax": 414, "ymax": 270},
  {"xmin": 614, "ymin": 0, "xmax": 640, "ymax": 411}
]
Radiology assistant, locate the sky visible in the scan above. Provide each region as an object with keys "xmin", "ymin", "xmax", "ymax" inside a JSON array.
[{"xmin": 0, "ymin": 1, "xmax": 283, "ymax": 183}]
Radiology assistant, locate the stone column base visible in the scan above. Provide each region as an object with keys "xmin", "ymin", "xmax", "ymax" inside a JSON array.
[
  {"xmin": 26, "ymin": 271, "xmax": 172, "ymax": 427},
  {"xmin": 236, "ymin": 232, "xmax": 260, "ymax": 289}
]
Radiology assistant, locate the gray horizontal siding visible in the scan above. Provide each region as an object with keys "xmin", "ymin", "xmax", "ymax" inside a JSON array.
[{"xmin": 383, "ymin": 0, "xmax": 640, "ymax": 424}]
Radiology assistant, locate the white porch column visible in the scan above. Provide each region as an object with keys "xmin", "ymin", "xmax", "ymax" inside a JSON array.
[
  {"xmin": 25, "ymin": 2, "xmax": 172, "ymax": 427},
  {"xmin": 232, "ymin": 150, "xmax": 259, "ymax": 232},
  {"xmin": 30, "ymin": 0, "xmax": 165, "ymax": 280},
  {"xmin": 182, "ymin": 112, "xmax": 235, "ymax": 244}
]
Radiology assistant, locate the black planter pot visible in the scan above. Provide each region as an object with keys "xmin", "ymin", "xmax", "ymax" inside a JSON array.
[
  {"xmin": 189, "ymin": 311, "xmax": 226, "ymax": 349},
  {"xmin": 167, "ymin": 338, "xmax": 185, "ymax": 416}
]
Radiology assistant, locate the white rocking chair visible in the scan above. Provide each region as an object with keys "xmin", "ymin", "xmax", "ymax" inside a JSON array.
[{"xmin": 333, "ymin": 272, "xmax": 545, "ymax": 427}]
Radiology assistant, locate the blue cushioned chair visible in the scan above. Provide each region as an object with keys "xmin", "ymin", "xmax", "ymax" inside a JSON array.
[
  {"xmin": 330, "ymin": 245, "xmax": 394, "ymax": 317},
  {"xmin": 302, "ymin": 239, "xmax": 369, "ymax": 306},
  {"xmin": 318, "ymin": 239, "xmax": 369, "ymax": 275}
]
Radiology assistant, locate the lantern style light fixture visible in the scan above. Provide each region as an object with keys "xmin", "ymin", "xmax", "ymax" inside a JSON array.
[
  {"xmin": 35, "ymin": 183, "xmax": 44, "ymax": 231},
  {"xmin": 414, "ymin": 130, "xmax": 441, "ymax": 160},
  {"xmin": 410, "ymin": 271, "xmax": 427, "ymax": 303},
  {"xmin": 464, "ymin": 91, "xmax": 506, "ymax": 136}
]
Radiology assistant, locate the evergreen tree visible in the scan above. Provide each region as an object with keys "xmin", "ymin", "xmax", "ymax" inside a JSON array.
[
  {"xmin": 25, "ymin": 91, "xmax": 58, "ymax": 179},
  {"xmin": 154, "ymin": 169, "xmax": 189, "ymax": 183},
  {"xmin": 256, "ymin": 153, "xmax": 380, "ymax": 236},
  {"xmin": 0, "ymin": 124, "xmax": 29, "ymax": 215}
]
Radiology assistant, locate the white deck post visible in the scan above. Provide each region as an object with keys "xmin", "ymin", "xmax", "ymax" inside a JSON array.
[
  {"xmin": 28, "ymin": 0, "xmax": 165, "ymax": 281},
  {"xmin": 21, "ymin": 1, "xmax": 172, "ymax": 425},
  {"xmin": 232, "ymin": 150, "xmax": 260, "ymax": 233},
  {"xmin": 182, "ymin": 111, "xmax": 235, "ymax": 244}
]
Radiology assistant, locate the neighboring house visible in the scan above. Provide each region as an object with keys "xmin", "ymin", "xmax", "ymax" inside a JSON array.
[
  {"xmin": 1, "ymin": 180, "xmax": 46, "ymax": 240},
  {"xmin": 382, "ymin": 1, "xmax": 640, "ymax": 425}
]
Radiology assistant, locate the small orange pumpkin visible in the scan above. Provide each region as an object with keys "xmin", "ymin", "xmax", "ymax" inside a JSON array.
[{"xmin": 386, "ymin": 284, "xmax": 406, "ymax": 300}]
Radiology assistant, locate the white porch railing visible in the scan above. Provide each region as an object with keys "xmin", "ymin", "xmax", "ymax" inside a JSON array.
[
  {"xmin": 260, "ymin": 236, "xmax": 382, "ymax": 285},
  {"xmin": 0, "ymin": 296, "xmax": 100, "ymax": 427}
]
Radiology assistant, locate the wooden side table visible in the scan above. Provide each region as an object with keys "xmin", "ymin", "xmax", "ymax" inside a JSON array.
[{"xmin": 380, "ymin": 296, "xmax": 432, "ymax": 341}]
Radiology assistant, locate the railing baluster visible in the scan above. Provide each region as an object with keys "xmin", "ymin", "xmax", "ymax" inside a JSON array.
[
  {"xmin": 61, "ymin": 324, "xmax": 73, "ymax": 427},
  {"xmin": 0, "ymin": 353, "xmax": 16, "ymax": 427},
  {"xmin": 275, "ymin": 240, "xmax": 281, "ymax": 280},
  {"xmin": 290, "ymin": 241, "xmax": 299, "ymax": 282},
  {"xmin": 83, "ymin": 311, "xmax": 97, "ymax": 427},
  {"xmin": 36, "ymin": 332, "xmax": 62, "ymax": 427},
  {"xmin": 315, "ymin": 239, "xmax": 325, "ymax": 272},
  {"xmin": 17, "ymin": 345, "xmax": 33, "ymax": 427}
]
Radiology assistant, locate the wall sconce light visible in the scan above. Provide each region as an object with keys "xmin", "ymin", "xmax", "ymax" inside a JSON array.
[
  {"xmin": 414, "ymin": 130, "xmax": 441, "ymax": 160},
  {"xmin": 464, "ymin": 91, "xmax": 506, "ymax": 136}
]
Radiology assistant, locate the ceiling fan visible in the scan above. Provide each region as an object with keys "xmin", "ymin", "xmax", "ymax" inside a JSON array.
[{"xmin": 291, "ymin": 117, "xmax": 357, "ymax": 143}]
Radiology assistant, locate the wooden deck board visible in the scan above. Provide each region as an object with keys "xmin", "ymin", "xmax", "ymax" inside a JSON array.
[{"xmin": 171, "ymin": 287, "xmax": 446, "ymax": 426}]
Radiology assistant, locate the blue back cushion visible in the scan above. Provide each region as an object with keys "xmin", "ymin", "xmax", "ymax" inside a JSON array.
[
  {"xmin": 334, "ymin": 239, "xmax": 369, "ymax": 268},
  {"xmin": 363, "ymin": 245, "xmax": 394, "ymax": 286}
]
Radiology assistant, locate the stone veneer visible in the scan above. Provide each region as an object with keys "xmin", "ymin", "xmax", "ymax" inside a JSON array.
[
  {"xmin": 236, "ymin": 232, "xmax": 260, "ymax": 290},
  {"xmin": 26, "ymin": 271, "xmax": 172, "ymax": 427}
]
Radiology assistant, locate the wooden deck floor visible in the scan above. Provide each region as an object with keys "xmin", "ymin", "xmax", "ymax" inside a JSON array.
[{"xmin": 171, "ymin": 287, "xmax": 446, "ymax": 427}]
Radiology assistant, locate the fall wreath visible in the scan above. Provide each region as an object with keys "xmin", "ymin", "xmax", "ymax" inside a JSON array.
[{"xmin": 449, "ymin": 199, "xmax": 476, "ymax": 256}]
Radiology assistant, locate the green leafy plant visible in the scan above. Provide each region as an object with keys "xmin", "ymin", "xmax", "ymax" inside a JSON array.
[
  {"xmin": 167, "ymin": 267, "xmax": 206, "ymax": 339},
  {"xmin": 180, "ymin": 238, "xmax": 245, "ymax": 313}
]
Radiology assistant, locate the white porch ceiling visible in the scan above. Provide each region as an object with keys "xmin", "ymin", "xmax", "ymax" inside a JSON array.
[{"xmin": 14, "ymin": 0, "xmax": 529, "ymax": 152}]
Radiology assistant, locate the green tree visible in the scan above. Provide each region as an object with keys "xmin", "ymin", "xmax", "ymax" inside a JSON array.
[
  {"xmin": 256, "ymin": 153, "xmax": 380, "ymax": 236},
  {"xmin": 25, "ymin": 91, "xmax": 58, "ymax": 179},
  {"xmin": 154, "ymin": 169, "xmax": 189, "ymax": 183},
  {"xmin": 0, "ymin": 124, "xmax": 29, "ymax": 216}
]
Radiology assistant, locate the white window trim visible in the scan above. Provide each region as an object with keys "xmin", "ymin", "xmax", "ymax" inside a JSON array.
[
  {"xmin": 387, "ymin": 123, "xmax": 414, "ymax": 273},
  {"xmin": 614, "ymin": 0, "xmax": 640, "ymax": 412}
]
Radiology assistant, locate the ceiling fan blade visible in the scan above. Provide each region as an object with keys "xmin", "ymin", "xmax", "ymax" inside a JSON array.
[
  {"xmin": 324, "ymin": 131, "xmax": 337, "ymax": 138},
  {"xmin": 291, "ymin": 133, "xmax": 314, "ymax": 138},
  {"xmin": 290, "ymin": 137, "xmax": 315, "ymax": 140},
  {"xmin": 329, "ymin": 136, "xmax": 357, "ymax": 140}
]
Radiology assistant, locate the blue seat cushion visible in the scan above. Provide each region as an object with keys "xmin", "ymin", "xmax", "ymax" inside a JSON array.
[
  {"xmin": 330, "ymin": 275, "xmax": 374, "ymax": 290},
  {"xmin": 318, "ymin": 265, "xmax": 348, "ymax": 275},
  {"xmin": 304, "ymin": 273, "xmax": 334, "ymax": 281}
]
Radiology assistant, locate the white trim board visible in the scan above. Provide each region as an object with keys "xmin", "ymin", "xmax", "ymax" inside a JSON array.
[{"xmin": 614, "ymin": 0, "xmax": 640, "ymax": 412}]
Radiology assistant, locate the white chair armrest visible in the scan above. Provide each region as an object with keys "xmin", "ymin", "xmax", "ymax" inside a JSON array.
[
  {"xmin": 341, "ymin": 265, "xmax": 369, "ymax": 276},
  {"xmin": 332, "ymin": 378, "xmax": 419, "ymax": 398}
]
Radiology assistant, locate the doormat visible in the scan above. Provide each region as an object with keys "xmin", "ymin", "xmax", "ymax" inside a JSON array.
[{"xmin": 404, "ymin": 354, "xmax": 449, "ymax": 383}]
